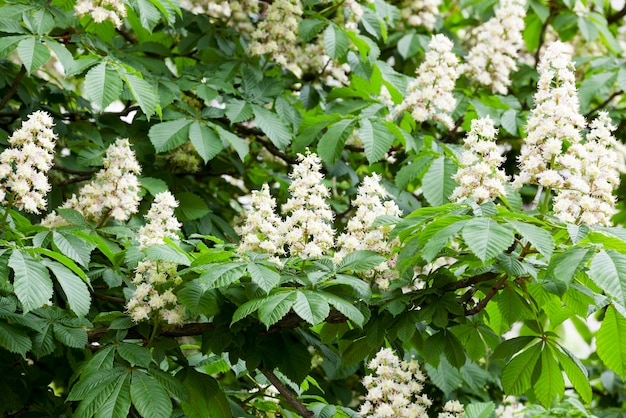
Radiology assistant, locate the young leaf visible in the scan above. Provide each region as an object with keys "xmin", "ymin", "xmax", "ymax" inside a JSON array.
[
  {"xmin": 9, "ymin": 250, "xmax": 53, "ymax": 313},
  {"xmin": 189, "ymin": 122, "xmax": 223, "ymax": 164},
  {"xmin": 84, "ymin": 62, "xmax": 123, "ymax": 110},
  {"xmin": 247, "ymin": 263, "xmax": 281, "ymax": 294},
  {"xmin": 258, "ymin": 291, "xmax": 297, "ymax": 328},
  {"xmin": 130, "ymin": 370, "xmax": 172, "ymax": 418},
  {"xmin": 293, "ymin": 291, "xmax": 330, "ymax": 326},
  {"xmin": 422, "ymin": 156, "xmax": 457, "ymax": 207},
  {"xmin": 597, "ymin": 304, "xmax": 626, "ymax": 378},
  {"xmin": 462, "ymin": 218, "xmax": 515, "ymax": 262}
]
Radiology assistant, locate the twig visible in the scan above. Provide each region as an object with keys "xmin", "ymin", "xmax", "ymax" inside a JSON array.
[
  {"xmin": 53, "ymin": 165, "xmax": 97, "ymax": 175},
  {"xmin": 91, "ymin": 292, "xmax": 125, "ymax": 304},
  {"xmin": 0, "ymin": 66, "xmax": 27, "ymax": 110},
  {"xmin": 55, "ymin": 175, "xmax": 93, "ymax": 187},
  {"xmin": 608, "ymin": 5, "xmax": 626, "ymax": 23},
  {"xmin": 584, "ymin": 90, "xmax": 623, "ymax": 118},
  {"xmin": 256, "ymin": 136, "xmax": 297, "ymax": 164},
  {"xmin": 465, "ymin": 274, "xmax": 509, "ymax": 316},
  {"xmin": 534, "ymin": 14, "xmax": 554, "ymax": 66},
  {"xmin": 260, "ymin": 367, "xmax": 314, "ymax": 418}
]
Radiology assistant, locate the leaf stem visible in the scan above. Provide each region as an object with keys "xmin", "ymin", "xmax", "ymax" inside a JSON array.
[{"xmin": 259, "ymin": 367, "xmax": 313, "ymax": 418}]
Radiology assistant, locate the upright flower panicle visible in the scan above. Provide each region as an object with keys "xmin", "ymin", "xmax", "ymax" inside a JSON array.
[
  {"xmin": 279, "ymin": 152, "xmax": 335, "ymax": 259},
  {"xmin": 127, "ymin": 191, "xmax": 185, "ymax": 325},
  {"xmin": 335, "ymin": 174, "xmax": 402, "ymax": 290},
  {"xmin": 463, "ymin": 0, "xmax": 526, "ymax": 95},
  {"xmin": 360, "ymin": 348, "xmax": 465, "ymax": 418},
  {"xmin": 553, "ymin": 112, "xmax": 624, "ymax": 226},
  {"xmin": 0, "ymin": 111, "xmax": 57, "ymax": 214},
  {"xmin": 451, "ymin": 116, "xmax": 508, "ymax": 203},
  {"xmin": 43, "ymin": 138, "xmax": 142, "ymax": 227},
  {"xmin": 393, "ymin": 34, "xmax": 460, "ymax": 129},
  {"xmin": 74, "ymin": 0, "xmax": 127, "ymax": 28},
  {"xmin": 514, "ymin": 41, "xmax": 586, "ymax": 189},
  {"xmin": 236, "ymin": 184, "xmax": 285, "ymax": 256},
  {"xmin": 400, "ymin": 0, "xmax": 442, "ymax": 31}
]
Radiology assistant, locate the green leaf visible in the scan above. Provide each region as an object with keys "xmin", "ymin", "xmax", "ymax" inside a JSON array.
[
  {"xmin": 134, "ymin": 0, "xmax": 161, "ymax": 32},
  {"xmin": 395, "ymin": 155, "xmax": 433, "ymax": 190},
  {"xmin": 299, "ymin": 18, "xmax": 326, "ymax": 42},
  {"xmin": 422, "ymin": 156, "xmax": 457, "ymax": 207},
  {"xmin": 589, "ymin": 250, "xmax": 626, "ymax": 307},
  {"xmin": 421, "ymin": 220, "xmax": 467, "ymax": 263},
  {"xmin": 424, "ymin": 355, "xmax": 463, "ymax": 396},
  {"xmin": 0, "ymin": 35, "xmax": 28, "ymax": 57},
  {"xmin": 95, "ymin": 372, "xmax": 132, "ymax": 418},
  {"xmin": 319, "ymin": 291, "xmax": 365, "ymax": 327},
  {"xmin": 121, "ymin": 72, "xmax": 159, "ymax": 118},
  {"xmin": 258, "ymin": 291, "xmax": 297, "ymax": 328},
  {"xmin": 117, "ymin": 342, "xmax": 151, "ymax": 368},
  {"xmin": 24, "ymin": 9, "xmax": 55, "ymax": 34},
  {"xmin": 34, "ymin": 247, "xmax": 89, "ymax": 282},
  {"xmin": 465, "ymin": 402, "xmax": 495, "ymax": 418},
  {"xmin": 175, "ymin": 191, "xmax": 209, "ymax": 221},
  {"xmin": 462, "ymin": 218, "xmax": 515, "ymax": 262},
  {"xmin": 214, "ymin": 125, "xmax": 249, "ymax": 161},
  {"xmin": 74, "ymin": 371, "xmax": 130, "ymax": 418},
  {"xmin": 578, "ymin": 72, "xmax": 617, "ymax": 114},
  {"xmin": 324, "ymin": 24, "xmax": 349, "ymax": 60},
  {"xmin": 84, "ymin": 62, "xmax": 123, "ymax": 110},
  {"xmin": 43, "ymin": 260, "xmax": 91, "ymax": 317},
  {"xmin": 189, "ymin": 122, "xmax": 223, "ymax": 164},
  {"xmin": 501, "ymin": 109, "xmax": 518, "ymax": 135},
  {"xmin": 53, "ymin": 323, "xmax": 87, "ymax": 348},
  {"xmin": 231, "ymin": 297, "xmax": 266, "ymax": 325},
  {"xmin": 0, "ymin": 322, "xmax": 32, "ymax": 356},
  {"xmin": 546, "ymin": 246, "xmax": 593, "ymax": 284},
  {"xmin": 44, "ymin": 39, "xmax": 74, "ymax": 72},
  {"xmin": 130, "ymin": 370, "xmax": 172, "ymax": 418},
  {"xmin": 177, "ymin": 281, "xmax": 219, "ymax": 317},
  {"xmin": 198, "ymin": 263, "xmax": 246, "ymax": 290},
  {"xmin": 145, "ymin": 244, "xmax": 190, "ymax": 266},
  {"xmin": 17, "ymin": 36, "xmax": 50, "ymax": 75},
  {"xmin": 9, "ymin": 250, "xmax": 53, "ymax": 313},
  {"xmin": 53, "ymin": 231, "xmax": 92, "ymax": 267},
  {"xmin": 293, "ymin": 291, "xmax": 330, "ymax": 326},
  {"xmin": 502, "ymin": 342, "xmax": 541, "ymax": 395},
  {"xmin": 324, "ymin": 274, "xmax": 372, "ymax": 301},
  {"xmin": 68, "ymin": 368, "xmax": 128, "ymax": 401},
  {"xmin": 317, "ymin": 119, "xmax": 356, "ymax": 165},
  {"xmin": 182, "ymin": 370, "xmax": 230, "ymax": 418},
  {"xmin": 225, "ymin": 99, "xmax": 253, "ymax": 124},
  {"xmin": 247, "ymin": 263, "xmax": 280, "ymax": 294},
  {"xmin": 597, "ymin": 304, "xmax": 626, "ymax": 378},
  {"xmin": 507, "ymin": 220, "xmax": 554, "ymax": 259},
  {"xmin": 397, "ymin": 33, "xmax": 421, "ymax": 59},
  {"xmin": 149, "ymin": 120, "xmax": 192, "ymax": 153},
  {"xmin": 337, "ymin": 250, "xmax": 385, "ymax": 272},
  {"xmin": 553, "ymin": 344, "xmax": 592, "ymax": 403},
  {"xmin": 252, "ymin": 106, "xmax": 292, "ymax": 150},
  {"xmin": 534, "ymin": 345, "xmax": 564, "ymax": 407},
  {"xmin": 359, "ymin": 119, "xmax": 394, "ymax": 164}
]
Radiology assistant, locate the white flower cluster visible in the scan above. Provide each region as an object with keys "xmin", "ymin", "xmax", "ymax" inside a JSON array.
[
  {"xmin": 74, "ymin": 0, "xmax": 127, "ymax": 28},
  {"xmin": 514, "ymin": 41, "xmax": 586, "ymax": 189},
  {"xmin": 495, "ymin": 396, "xmax": 526, "ymax": 417},
  {"xmin": 393, "ymin": 34, "xmax": 460, "ymax": 129},
  {"xmin": 179, "ymin": 0, "xmax": 259, "ymax": 35},
  {"xmin": 280, "ymin": 152, "xmax": 335, "ymax": 259},
  {"xmin": 236, "ymin": 184, "xmax": 285, "ymax": 256},
  {"xmin": 335, "ymin": 174, "xmax": 402, "ymax": 290},
  {"xmin": 451, "ymin": 116, "xmax": 508, "ymax": 203},
  {"xmin": 553, "ymin": 112, "xmax": 624, "ymax": 226},
  {"xmin": 400, "ymin": 0, "xmax": 442, "ymax": 31},
  {"xmin": 360, "ymin": 348, "xmax": 465, "ymax": 418},
  {"xmin": 249, "ymin": 0, "xmax": 303, "ymax": 76},
  {"xmin": 297, "ymin": 40, "xmax": 351, "ymax": 86},
  {"xmin": 0, "ymin": 111, "xmax": 57, "ymax": 214},
  {"xmin": 463, "ymin": 0, "xmax": 526, "ymax": 95},
  {"xmin": 127, "ymin": 191, "xmax": 185, "ymax": 325},
  {"xmin": 44, "ymin": 138, "xmax": 141, "ymax": 227}
]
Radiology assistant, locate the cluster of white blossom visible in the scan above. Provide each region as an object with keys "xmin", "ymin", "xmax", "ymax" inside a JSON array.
[
  {"xmin": 74, "ymin": 0, "xmax": 127, "ymax": 28},
  {"xmin": 179, "ymin": 0, "xmax": 259, "ymax": 35},
  {"xmin": 495, "ymin": 396, "xmax": 526, "ymax": 417},
  {"xmin": 514, "ymin": 41, "xmax": 586, "ymax": 190},
  {"xmin": 297, "ymin": 40, "xmax": 351, "ymax": 86},
  {"xmin": 553, "ymin": 112, "xmax": 625, "ymax": 226},
  {"xmin": 393, "ymin": 34, "xmax": 460, "ymax": 129},
  {"xmin": 127, "ymin": 191, "xmax": 185, "ymax": 325},
  {"xmin": 400, "ymin": 0, "xmax": 441, "ymax": 31},
  {"xmin": 249, "ymin": 0, "xmax": 303, "ymax": 76},
  {"xmin": 43, "ymin": 138, "xmax": 141, "ymax": 227},
  {"xmin": 463, "ymin": 0, "xmax": 526, "ymax": 95},
  {"xmin": 236, "ymin": 184, "xmax": 286, "ymax": 256},
  {"xmin": 451, "ymin": 116, "xmax": 508, "ymax": 203},
  {"xmin": 0, "ymin": 111, "xmax": 57, "ymax": 214},
  {"xmin": 335, "ymin": 174, "xmax": 402, "ymax": 290},
  {"xmin": 279, "ymin": 152, "xmax": 335, "ymax": 259},
  {"xmin": 360, "ymin": 348, "xmax": 465, "ymax": 418}
]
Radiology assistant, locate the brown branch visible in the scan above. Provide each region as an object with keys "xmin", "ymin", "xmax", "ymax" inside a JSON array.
[
  {"xmin": 584, "ymin": 90, "xmax": 623, "ymax": 118},
  {"xmin": 255, "ymin": 136, "xmax": 297, "ymax": 164},
  {"xmin": 534, "ymin": 14, "xmax": 554, "ymax": 67},
  {"xmin": 465, "ymin": 274, "xmax": 509, "ymax": 316},
  {"xmin": 54, "ymin": 174, "xmax": 93, "ymax": 187},
  {"xmin": 260, "ymin": 367, "xmax": 314, "ymax": 418},
  {"xmin": 52, "ymin": 165, "xmax": 97, "ymax": 175},
  {"xmin": 91, "ymin": 292, "xmax": 125, "ymax": 304},
  {"xmin": 608, "ymin": 5, "xmax": 626, "ymax": 23},
  {"xmin": 0, "ymin": 66, "xmax": 27, "ymax": 110}
]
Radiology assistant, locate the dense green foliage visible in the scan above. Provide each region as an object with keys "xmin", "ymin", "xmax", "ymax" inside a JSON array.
[{"xmin": 2, "ymin": 0, "xmax": 626, "ymax": 417}]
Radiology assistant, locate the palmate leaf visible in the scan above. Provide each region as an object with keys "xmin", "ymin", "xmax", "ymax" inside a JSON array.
[
  {"xmin": 52, "ymin": 231, "xmax": 92, "ymax": 267},
  {"xmin": 17, "ymin": 36, "xmax": 50, "ymax": 75},
  {"xmin": 43, "ymin": 259, "xmax": 91, "ymax": 317},
  {"xmin": 258, "ymin": 291, "xmax": 297, "ymax": 328},
  {"xmin": 189, "ymin": 122, "xmax": 223, "ymax": 163},
  {"xmin": 589, "ymin": 250, "xmax": 626, "ymax": 307},
  {"xmin": 149, "ymin": 119, "xmax": 192, "ymax": 153},
  {"xmin": 94, "ymin": 372, "xmax": 132, "ymax": 418},
  {"xmin": 553, "ymin": 343, "xmax": 592, "ymax": 403},
  {"xmin": 182, "ymin": 370, "xmax": 230, "ymax": 418},
  {"xmin": 84, "ymin": 62, "xmax": 123, "ymax": 110},
  {"xmin": 9, "ymin": 250, "xmax": 53, "ymax": 313},
  {"xmin": 293, "ymin": 291, "xmax": 330, "ymax": 326},
  {"xmin": 502, "ymin": 342, "xmax": 541, "ymax": 395},
  {"xmin": 252, "ymin": 106, "xmax": 292, "ymax": 150},
  {"xmin": 319, "ymin": 291, "xmax": 365, "ymax": 327},
  {"xmin": 121, "ymin": 72, "xmax": 159, "ymax": 118},
  {"xmin": 533, "ymin": 345, "xmax": 564, "ymax": 407},
  {"xmin": 247, "ymin": 262, "xmax": 281, "ymax": 294},
  {"xmin": 130, "ymin": 370, "xmax": 172, "ymax": 418},
  {"xmin": 73, "ymin": 371, "xmax": 131, "ymax": 418},
  {"xmin": 337, "ymin": 250, "xmax": 385, "ymax": 272},
  {"xmin": 507, "ymin": 220, "xmax": 555, "ymax": 259},
  {"xmin": 53, "ymin": 323, "xmax": 87, "ymax": 348},
  {"xmin": 465, "ymin": 402, "xmax": 495, "ymax": 418},
  {"xmin": 117, "ymin": 342, "xmax": 151, "ymax": 368},
  {"xmin": 324, "ymin": 23, "xmax": 349, "ymax": 60},
  {"xmin": 597, "ymin": 304, "xmax": 626, "ymax": 377},
  {"xmin": 462, "ymin": 217, "xmax": 515, "ymax": 262},
  {"xmin": 359, "ymin": 119, "xmax": 394, "ymax": 163},
  {"xmin": 422, "ymin": 156, "xmax": 457, "ymax": 207},
  {"xmin": 0, "ymin": 322, "xmax": 31, "ymax": 356},
  {"xmin": 317, "ymin": 119, "xmax": 356, "ymax": 165}
]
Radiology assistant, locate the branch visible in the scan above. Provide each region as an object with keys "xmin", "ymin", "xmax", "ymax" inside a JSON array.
[
  {"xmin": 465, "ymin": 274, "xmax": 509, "ymax": 316},
  {"xmin": 0, "ymin": 66, "xmax": 27, "ymax": 110},
  {"xmin": 608, "ymin": 5, "xmax": 626, "ymax": 23},
  {"xmin": 54, "ymin": 174, "xmax": 93, "ymax": 187},
  {"xmin": 260, "ymin": 367, "xmax": 314, "ymax": 418},
  {"xmin": 256, "ymin": 136, "xmax": 297, "ymax": 164},
  {"xmin": 584, "ymin": 90, "xmax": 623, "ymax": 118},
  {"xmin": 534, "ymin": 14, "xmax": 554, "ymax": 66}
]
